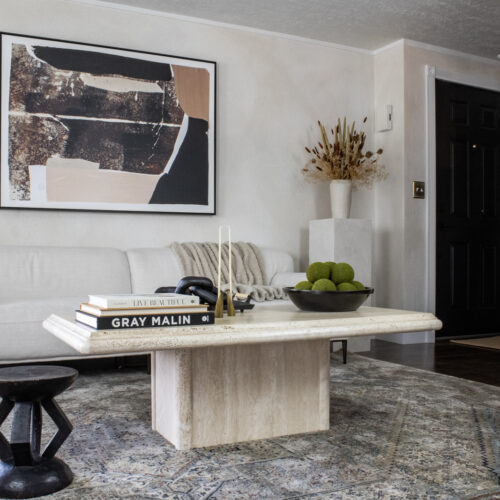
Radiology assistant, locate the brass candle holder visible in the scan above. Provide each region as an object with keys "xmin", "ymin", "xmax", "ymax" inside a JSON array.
[{"xmin": 214, "ymin": 225, "xmax": 236, "ymax": 318}]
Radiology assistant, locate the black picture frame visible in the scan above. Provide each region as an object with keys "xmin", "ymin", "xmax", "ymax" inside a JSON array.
[{"xmin": 0, "ymin": 32, "xmax": 216, "ymax": 215}]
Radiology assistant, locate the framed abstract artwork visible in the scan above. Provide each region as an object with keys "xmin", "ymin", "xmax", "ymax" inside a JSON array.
[{"xmin": 0, "ymin": 33, "xmax": 216, "ymax": 214}]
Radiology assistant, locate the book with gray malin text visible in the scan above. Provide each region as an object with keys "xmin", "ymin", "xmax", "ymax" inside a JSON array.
[
  {"xmin": 87, "ymin": 293, "xmax": 200, "ymax": 309},
  {"xmin": 75, "ymin": 310, "xmax": 214, "ymax": 330}
]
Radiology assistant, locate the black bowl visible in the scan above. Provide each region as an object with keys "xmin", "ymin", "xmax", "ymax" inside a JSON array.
[{"xmin": 284, "ymin": 287, "xmax": 374, "ymax": 312}]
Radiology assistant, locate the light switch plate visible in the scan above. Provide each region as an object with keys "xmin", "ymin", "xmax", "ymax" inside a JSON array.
[
  {"xmin": 376, "ymin": 104, "xmax": 393, "ymax": 131},
  {"xmin": 413, "ymin": 181, "xmax": 425, "ymax": 199}
]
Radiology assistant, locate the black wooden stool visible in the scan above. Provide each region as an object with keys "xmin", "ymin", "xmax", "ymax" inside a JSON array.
[{"xmin": 0, "ymin": 365, "xmax": 78, "ymax": 498}]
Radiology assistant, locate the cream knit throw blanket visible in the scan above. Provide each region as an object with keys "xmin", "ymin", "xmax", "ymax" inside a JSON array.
[{"xmin": 170, "ymin": 242, "xmax": 286, "ymax": 302}]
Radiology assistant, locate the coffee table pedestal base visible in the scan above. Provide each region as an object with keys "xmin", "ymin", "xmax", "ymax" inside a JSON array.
[{"xmin": 151, "ymin": 339, "xmax": 330, "ymax": 450}]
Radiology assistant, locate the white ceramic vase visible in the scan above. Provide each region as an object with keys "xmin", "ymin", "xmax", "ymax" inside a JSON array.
[{"xmin": 329, "ymin": 179, "xmax": 352, "ymax": 218}]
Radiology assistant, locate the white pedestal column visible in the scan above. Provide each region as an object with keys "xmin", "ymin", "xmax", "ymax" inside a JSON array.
[{"xmin": 309, "ymin": 218, "xmax": 372, "ymax": 352}]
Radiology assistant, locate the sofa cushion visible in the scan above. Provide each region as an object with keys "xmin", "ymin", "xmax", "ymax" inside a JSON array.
[
  {"xmin": 0, "ymin": 321, "xmax": 79, "ymax": 361},
  {"xmin": 0, "ymin": 297, "xmax": 87, "ymax": 323},
  {"xmin": 0, "ymin": 246, "xmax": 132, "ymax": 301},
  {"xmin": 255, "ymin": 248, "xmax": 294, "ymax": 283},
  {"xmin": 0, "ymin": 296, "xmax": 87, "ymax": 362},
  {"xmin": 127, "ymin": 247, "xmax": 295, "ymax": 293},
  {"xmin": 252, "ymin": 299, "xmax": 291, "ymax": 307},
  {"xmin": 270, "ymin": 272, "xmax": 307, "ymax": 288},
  {"xmin": 126, "ymin": 248, "xmax": 184, "ymax": 294}
]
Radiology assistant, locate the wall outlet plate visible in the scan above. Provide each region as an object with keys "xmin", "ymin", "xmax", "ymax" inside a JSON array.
[{"xmin": 413, "ymin": 181, "xmax": 425, "ymax": 199}]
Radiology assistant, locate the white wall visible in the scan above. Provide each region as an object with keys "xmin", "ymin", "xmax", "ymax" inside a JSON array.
[
  {"xmin": 0, "ymin": 0, "xmax": 374, "ymax": 272},
  {"xmin": 3, "ymin": 1, "xmax": 499, "ymax": 343},
  {"xmin": 371, "ymin": 41, "xmax": 410, "ymax": 344},
  {"xmin": 372, "ymin": 42, "xmax": 405, "ymax": 311},
  {"xmin": 401, "ymin": 42, "xmax": 500, "ymax": 342},
  {"xmin": 373, "ymin": 40, "xmax": 500, "ymax": 343}
]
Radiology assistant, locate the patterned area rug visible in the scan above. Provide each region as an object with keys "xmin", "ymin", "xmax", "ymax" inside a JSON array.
[{"xmin": 2, "ymin": 354, "xmax": 499, "ymax": 499}]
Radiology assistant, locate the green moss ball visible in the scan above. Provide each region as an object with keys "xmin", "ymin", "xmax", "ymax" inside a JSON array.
[
  {"xmin": 324, "ymin": 261, "xmax": 336, "ymax": 277},
  {"xmin": 331, "ymin": 262, "xmax": 355, "ymax": 284},
  {"xmin": 306, "ymin": 262, "xmax": 330, "ymax": 283},
  {"xmin": 295, "ymin": 280, "xmax": 313, "ymax": 290},
  {"xmin": 337, "ymin": 282, "xmax": 357, "ymax": 291},
  {"xmin": 351, "ymin": 280, "xmax": 365, "ymax": 291},
  {"xmin": 312, "ymin": 279, "xmax": 337, "ymax": 291}
]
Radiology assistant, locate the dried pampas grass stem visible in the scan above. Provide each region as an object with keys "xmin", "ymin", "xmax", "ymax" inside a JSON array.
[{"xmin": 302, "ymin": 116, "xmax": 386, "ymax": 187}]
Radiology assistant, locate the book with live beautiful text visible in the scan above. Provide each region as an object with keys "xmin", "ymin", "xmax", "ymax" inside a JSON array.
[{"xmin": 88, "ymin": 293, "xmax": 199, "ymax": 309}]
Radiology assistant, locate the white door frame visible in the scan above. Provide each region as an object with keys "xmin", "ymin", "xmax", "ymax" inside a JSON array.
[{"xmin": 425, "ymin": 65, "xmax": 500, "ymax": 321}]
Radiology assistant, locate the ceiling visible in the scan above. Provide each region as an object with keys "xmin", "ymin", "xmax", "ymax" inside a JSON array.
[{"xmin": 91, "ymin": 0, "xmax": 500, "ymax": 59}]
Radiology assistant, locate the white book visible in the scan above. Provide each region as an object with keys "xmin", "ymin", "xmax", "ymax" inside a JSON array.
[
  {"xmin": 88, "ymin": 293, "xmax": 200, "ymax": 309},
  {"xmin": 80, "ymin": 303, "xmax": 208, "ymax": 317}
]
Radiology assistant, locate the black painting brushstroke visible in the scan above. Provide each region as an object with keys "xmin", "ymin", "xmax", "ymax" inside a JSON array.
[
  {"xmin": 7, "ymin": 114, "xmax": 68, "ymax": 200},
  {"xmin": 149, "ymin": 117, "xmax": 209, "ymax": 205},
  {"xmin": 1, "ymin": 31, "xmax": 216, "ymax": 214},
  {"xmin": 11, "ymin": 44, "xmax": 184, "ymax": 124},
  {"xmin": 61, "ymin": 119, "xmax": 179, "ymax": 174},
  {"xmin": 33, "ymin": 46, "xmax": 172, "ymax": 81},
  {"xmin": 23, "ymin": 83, "xmax": 182, "ymax": 124}
]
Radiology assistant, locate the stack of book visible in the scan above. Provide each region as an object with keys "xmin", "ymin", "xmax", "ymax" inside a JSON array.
[{"xmin": 76, "ymin": 293, "xmax": 215, "ymax": 330}]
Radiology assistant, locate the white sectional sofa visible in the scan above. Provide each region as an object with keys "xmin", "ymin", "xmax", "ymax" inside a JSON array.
[{"xmin": 0, "ymin": 245, "xmax": 302, "ymax": 363}]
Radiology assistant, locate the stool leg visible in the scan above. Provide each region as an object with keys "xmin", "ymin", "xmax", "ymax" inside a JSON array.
[
  {"xmin": 342, "ymin": 340, "xmax": 347, "ymax": 364},
  {"xmin": 0, "ymin": 398, "xmax": 14, "ymax": 463},
  {"xmin": 41, "ymin": 398, "xmax": 73, "ymax": 459},
  {"xmin": 10, "ymin": 402, "xmax": 33, "ymax": 466},
  {"xmin": 31, "ymin": 401, "xmax": 42, "ymax": 460}
]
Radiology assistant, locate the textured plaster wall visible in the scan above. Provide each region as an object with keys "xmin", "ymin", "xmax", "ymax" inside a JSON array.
[
  {"xmin": 373, "ymin": 41, "xmax": 500, "ymax": 343},
  {"xmin": 371, "ymin": 42, "xmax": 411, "ymax": 343},
  {"xmin": 372, "ymin": 42, "xmax": 405, "ymax": 311},
  {"xmin": 399, "ymin": 43, "xmax": 500, "ymax": 343},
  {"xmin": 2, "ymin": 1, "xmax": 499, "ymax": 344},
  {"xmin": 0, "ymin": 0, "xmax": 374, "ymax": 271}
]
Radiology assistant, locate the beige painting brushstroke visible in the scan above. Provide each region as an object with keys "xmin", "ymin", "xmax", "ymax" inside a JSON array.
[
  {"xmin": 45, "ymin": 162, "xmax": 159, "ymax": 203},
  {"xmin": 80, "ymin": 74, "xmax": 164, "ymax": 94},
  {"xmin": 172, "ymin": 65, "xmax": 210, "ymax": 121},
  {"xmin": 47, "ymin": 157, "xmax": 100, "ymax": 169}
]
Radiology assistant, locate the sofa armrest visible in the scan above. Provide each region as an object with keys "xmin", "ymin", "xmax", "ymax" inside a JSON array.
[{"xmin": 270, "ymin": 272, "xmax": 307, "ymax": 288}]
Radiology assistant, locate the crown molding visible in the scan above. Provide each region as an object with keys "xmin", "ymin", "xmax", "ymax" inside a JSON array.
[
  {"xmin": 67, "ymin": 0, "xmax": 372, "ymax": 55},
  {"xmin": 372, "ymin": 39, "xmax": 405, "ymax": 55},
  {"xmin": 374, "ymin": 38, "xmax": 499, "ymax": 65},
  {"xmin": 61, "ymin": 0, "xmax": 500, "ymax": 64}
]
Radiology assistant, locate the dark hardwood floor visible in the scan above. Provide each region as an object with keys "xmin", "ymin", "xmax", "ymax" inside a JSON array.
[{"xmin": 360, "ymin": 339, "xmax": 500, "ymax": 387}]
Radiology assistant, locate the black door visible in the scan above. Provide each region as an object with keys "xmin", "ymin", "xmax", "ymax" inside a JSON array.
[{"xmin": 436, "ymin": 80, "xmax": 500, "ymax": 338}]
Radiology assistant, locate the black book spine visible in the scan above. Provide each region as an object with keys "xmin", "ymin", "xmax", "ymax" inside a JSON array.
[{"xmin": 77, "ymin": 311, "xmax": 215, "ymax": 330}]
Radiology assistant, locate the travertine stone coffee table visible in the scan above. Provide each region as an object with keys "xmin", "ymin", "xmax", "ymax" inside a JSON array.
[{"xmin": 43, "ymin": 304, "xmax": 441, "ymax": 450}]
